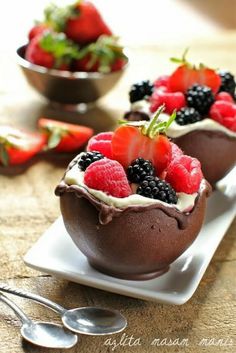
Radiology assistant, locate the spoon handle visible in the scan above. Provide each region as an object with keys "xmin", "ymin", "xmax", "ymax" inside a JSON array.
[
  {"xmin": 0, "ymin": 292, "xmax": 30, "ymax": 325},
  {"xmin": 0, "ymin": 284, "xmax": 65, "ymax": 315}
]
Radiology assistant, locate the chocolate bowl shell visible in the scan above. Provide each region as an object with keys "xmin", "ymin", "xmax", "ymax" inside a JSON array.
[
  {"xmin": 55, "ymin": 173, "xmax": 211, "ymax": 280},
  {"xmin": 173, "ymin": 130, "xmax": 236, "ymax": 186}
]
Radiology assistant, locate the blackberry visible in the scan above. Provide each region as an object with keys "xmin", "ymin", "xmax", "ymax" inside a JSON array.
[
  {"xmin": 127, "ymin": 158, "xmax": 154, "ymax": 183},
  {"xmin": 176, "ymin": 107, "xmax": 202, "ymax": 125},
  {"xmin": 186, "ymin": 84, "xmax": 214, "ymax": 115},
  {"xmin": 137, "ymin": 176, "xmax": 178, "ymax": 204},
  {"xmin": 124, "ymin": 111, "xmax": 150, "ymax": 122},
  {"xmin": 218, "ymin": 71, "xmax": 236, "ymax": 97},
  {"xmin": 129, "ymin": 80, "xmax": 154, "ymax": 103},
  {"xmin": 78, "ymin": 151, "xmax": 104, "ymax": 171}
]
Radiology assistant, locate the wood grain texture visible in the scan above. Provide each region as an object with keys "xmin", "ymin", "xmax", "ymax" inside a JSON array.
[{"xmin": 0, "ymin": 38, "xmax": 236, "ymax": 353}]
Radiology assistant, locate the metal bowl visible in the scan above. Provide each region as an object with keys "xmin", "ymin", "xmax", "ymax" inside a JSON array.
[{"xmin": 16, "ymin": 45, "xmax": 128, "ymax": 105}]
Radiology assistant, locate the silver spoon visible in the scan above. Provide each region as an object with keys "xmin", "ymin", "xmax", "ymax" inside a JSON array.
[
  {"xmin": 0, "ymin": 292, "xmax": 78, "ymax": 349},
  {"xmin": 0, "ymin": 284, "xmax": 127, "ymax": 335}
]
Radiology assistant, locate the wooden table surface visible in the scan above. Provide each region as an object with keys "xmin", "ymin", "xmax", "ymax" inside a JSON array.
[{"xmin": 1, "ymin": 2, "xmax": 236, "ymax": 352}]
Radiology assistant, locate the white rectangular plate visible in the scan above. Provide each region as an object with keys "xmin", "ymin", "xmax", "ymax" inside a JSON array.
[{"xmin": 24, "ymin": 190, "xmax": 236, "ymax": 305}]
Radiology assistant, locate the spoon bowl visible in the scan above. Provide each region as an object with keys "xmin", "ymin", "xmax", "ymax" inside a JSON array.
[
  {"xmin": 0, "ymin": 292, "xmax": 78, "ymax": 349},
  {"xmin": 62, "ymin": 307, "xmax": 127, "ymax": 335},
  {"xmin": 21, "ymin": 321, "xmax": 78, "ymax": 349}
]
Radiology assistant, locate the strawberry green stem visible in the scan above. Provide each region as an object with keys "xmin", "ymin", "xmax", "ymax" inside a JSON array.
[
  {"xmin": 146, "ymin": 105, "xmax": 165, "ymax": 137},
  {"xmin": 118, "ymin": 104, "xmax": 176, "ymax": 139},
  {"xmin": 0, "ymin": 144, "xmax": 9, "ymax": 166}
]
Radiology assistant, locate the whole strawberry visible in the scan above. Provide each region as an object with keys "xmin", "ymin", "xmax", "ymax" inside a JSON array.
[
  {"xmin": 44, "ymin": 1, "xmax": 112, "ymax": 45},
  {"xmin": 74, "ymin": 35, "xmax": 127, "ymax": 73},
  {"xmin": 28, "ymin": 23, "xmax": 50, "ymax": 41},
  {"xmin": 112, "ymin": 106, "xmax": 175, "ymax": 175},
  {"xmin": 25, "ymin": 31, "xmax": 79, "ymax": 69}
]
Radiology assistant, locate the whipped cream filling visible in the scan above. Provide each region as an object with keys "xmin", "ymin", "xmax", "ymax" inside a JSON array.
[
  {"xmin": 166, "ymin": 118, "xmax": 236, "ymax": 138},
  {"xmin": 65, "ymin": 160, "xmax": 198, "ymax": 213},
  {"xmin": 130, "ymin": 100, "xmax": 236, "ymax": 138},
  {"xmin": 131, "ymin": 100, "xmax": 150, "ymax": 114}
]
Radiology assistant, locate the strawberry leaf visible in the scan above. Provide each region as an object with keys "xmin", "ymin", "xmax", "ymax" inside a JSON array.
[
  {"xmin": 77, "ymin": 35, "xmax": 127, "ymax": 73},
  {"xmin": 170, "ymin": 48, "xmax": 189, "ymax": 64},
  {"xmin": 165, "ymin": 110, "xmax": 177, "ymax": 130},
  {"xmin": 44, "ymin": 3, "xmax": 79, "ymax": 32},
  {"xmin": 117, "ymin": 105, "xmax": 176, "ymax": 139},
  {"xmin": 40, "ymin": 32, "xmax": 80, "ymax": 68},
  {"xmin": 0, "ymin": 144, "xmax": 9, "ymax": 166},
  {"xmin": 47, "ymin": 129, "xmax": 62, "ymax": 149}
]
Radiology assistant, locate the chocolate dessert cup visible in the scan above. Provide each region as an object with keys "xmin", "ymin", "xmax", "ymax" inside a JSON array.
[
  {"xmin": 173, "ymin": 130, "xmax": 236, "ymax": 186},
  {"xmin": 55, "ymin": 159, "xmax": 211, "ymax": 281}
]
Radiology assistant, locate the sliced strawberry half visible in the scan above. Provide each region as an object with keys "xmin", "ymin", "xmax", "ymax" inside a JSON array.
[
  {"xmin": 38, "ymin": 118, "xmax": 94, "ymax": 152},
  {"xmin": 168, "ymin": 51, "xmax": 221, "ymax": 94},
  {"xmin": 168, "ymin": 65, "xmax": 221, "ymax": 94},
  {"xmin": 112, "ymin": 106, "xmax": 175, "ymax": 175},
  {"xmin": 0, "ymin": 126, "xmax": 46, "ymax": 166}
]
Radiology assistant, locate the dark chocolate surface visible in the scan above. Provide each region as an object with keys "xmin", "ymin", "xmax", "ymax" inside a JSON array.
[
  {"xmin": 173, "ymin": 129, "xmax": 236, "ymax": 186},
  {"xmin": 55, "ymin": 159, "xmax": 211, "ymax": 280}
]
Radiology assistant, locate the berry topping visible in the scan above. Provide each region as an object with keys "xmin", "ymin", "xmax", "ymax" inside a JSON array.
[
  {"xmin": 215, "ymin": 91, "xmax": 234, "ymax": 103},
  {"xmin": 112, "ymin": 106, "xmax": 175, "ymax": 174},
  {"xmin": 150, "ymin": 91, "xmax": 186, "ymax": 114},
  {"xmin": 176, "ymin": 107, "xmax": 202, "ymax": 125},
  {"xmin": 84, "ymin": 158, "xmax": 131, "ymax": 198},
  {"xmin": 87, "ymin": 132, "xmax": 113, "ymax": 159},
  {"xmin": 165, "ymin": 155, "xmax": 203, "ymax": 194},
  {"xmin": 154, "ymin": 75, "xmax": 170, "ymax": 89},
  {"xmin": 168, "ymin": 50, "xmax": 221, "ymax": 94},
  {"xmin": 78, "ymin": 151, "xmax": 104, "ymax": 171},
  {"xmin": 127, "ymin": 158, "xmax": 155, "ymax": 183},
  {"xmin": 218, "ymin": 71, "xmax": 236, "ymax": 98},
  {"xmin": 209, "ymin": 101, "xmax": 236, "ymax": 132},
  {"xmin": 129, "ymin": 80, "xmax": 154, "ymax": 103},
  {"xmin": 186, "ymin": 84, "xmax": 214, "ymax": 115},
  {"xmin": 137, "ymin": 176, "xmax": 178, "ymax": 204}
]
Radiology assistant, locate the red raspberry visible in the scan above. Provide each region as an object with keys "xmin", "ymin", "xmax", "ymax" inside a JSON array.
[
  {"xmin": 171, "ymin": 142, "xmax": 183, "ymax": 161},
  {"xmin": 165, "ymin": 155, "xmax": 203, "ymax": 194},
  {"xmin": 149, "ymin": 90, "xmax": 186, "ymax": 114},
  {"xmin": 209, "ymin": 101, "xmax": 236, "ymax": 132},
  {"xmin": 215, "ymin": 92, "xmax": 234, "ymax": 103},
  {"xmin": 160, "ymin": 143, "xmax": 183, "ymax": 179},
  {"xmin": 87, "ymin": 132, "xmax": 113, "ymax": 159},
  {"xmin": 154, "ymin": 75, "xmax": 170, "ymax": 89},
  {"xmin": 84, "ymin": 158, "xmax": 131, "ymax": 198}
]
